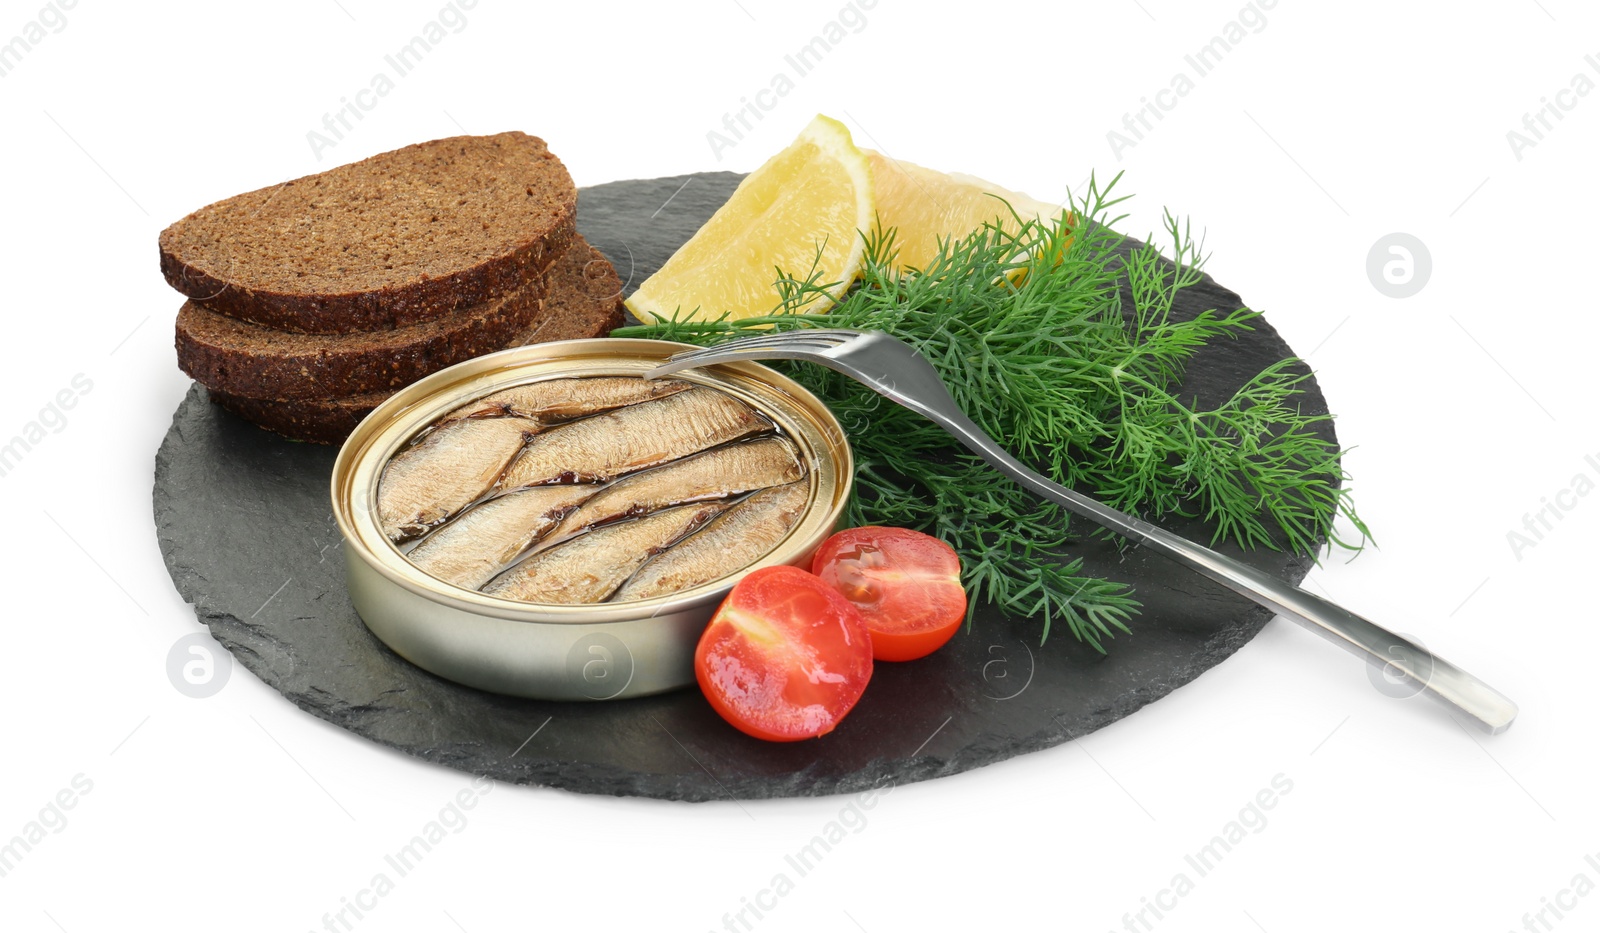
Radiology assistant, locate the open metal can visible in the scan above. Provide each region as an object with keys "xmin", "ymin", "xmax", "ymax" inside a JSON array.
[{"xmin": 330, "ymin": 338, "xmax": 852, "ymax": 701}]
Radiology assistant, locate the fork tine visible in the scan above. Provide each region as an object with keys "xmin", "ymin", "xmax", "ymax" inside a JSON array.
[
  {"xmin": 660, "ymin": 328, "xmax": 859, "ymax": 362},
  {"xmin": 646, "ymin": 330, "xmax": 860, "ymax": 379},
  {"xmin": 705, "ymin": 328, "xmax": 859, "ymax": 351}
]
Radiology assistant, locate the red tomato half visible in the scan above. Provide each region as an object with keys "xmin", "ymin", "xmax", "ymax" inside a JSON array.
[
  {"xmin": 695, "ymin": 565, "xmax": 874, "ymax": 742},
  {"xmin": 811, "ymin": 526, "xmax": 967, "ymax": 661}
]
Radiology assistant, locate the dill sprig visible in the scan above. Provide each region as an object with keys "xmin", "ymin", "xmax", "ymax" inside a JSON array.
[{"xmin": 614, "ymin": 173, "xmax": 1369, "ymax": 650}]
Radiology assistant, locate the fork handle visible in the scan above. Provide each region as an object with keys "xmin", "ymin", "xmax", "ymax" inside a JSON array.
[{"xmin": 929, "ymin": 406, "xmax": 1518, "ymax": 735}]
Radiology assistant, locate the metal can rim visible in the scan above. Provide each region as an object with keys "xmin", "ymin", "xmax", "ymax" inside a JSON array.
[{"xmin": 330, "ymin": 337, "xmax": 853, "ymax": 626}]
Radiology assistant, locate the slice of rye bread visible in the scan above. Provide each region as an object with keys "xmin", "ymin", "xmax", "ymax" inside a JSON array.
[
  {"xmin": 159, "ymin": 132, "xmax": 577, "ymax": 334},
  {"xmin": 176, "ymin": 271, "xmax": 547, "ymax": 401},
  {"xmin": 207, "ymin": 240, "xmax": 626, "ymax": 444}
]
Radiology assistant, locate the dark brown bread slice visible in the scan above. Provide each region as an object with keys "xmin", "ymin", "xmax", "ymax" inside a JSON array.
[
  {"xmin": 503, "ymin": 236, "xmax": 625, "ymax": 344},
  {"xmin": 207, "ymin": 389, "xmax": 394, "ymax": 445},
  {"xmin": 176, "ymin": 274, "xmax": 547, "ymax": 401},
  {"xmin": 159, "ymin": 132, "xmax": 577, "ymax": 334},
  {"xmin": 207, "ymin": 240, "xmax": 626, "ymax": 444}
]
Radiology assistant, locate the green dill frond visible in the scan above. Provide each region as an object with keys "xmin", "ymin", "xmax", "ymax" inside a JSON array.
[{"xmin": 615, "ymin": 173, "xmax": 1368, "ymax": 650}]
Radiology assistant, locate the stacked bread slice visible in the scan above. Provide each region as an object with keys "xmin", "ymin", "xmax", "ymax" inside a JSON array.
[{"xmin": 160, "ymin": 132, "xmax": 624, "ymax": 444}]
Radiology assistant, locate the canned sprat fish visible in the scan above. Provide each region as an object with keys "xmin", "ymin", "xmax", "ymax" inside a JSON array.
[{"xmin": 331, "ymin": 339, "xmax": 852, "ymax": 701}]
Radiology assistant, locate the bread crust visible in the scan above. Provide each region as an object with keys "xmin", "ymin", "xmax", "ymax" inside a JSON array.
[
  {"xmin": 158, "ymin": 132, "xmax": 577, "ymax": 334},
  {"xmin": 175, "ymin": 275, "xmax": 548, "ymax": 400},
  {"xmin": 202, "ymin": 241, "xmax": 625, "ymax": 444},
  {"xmin": 206, "ymin": 389, "xmax": 389, "ymax": 445}
]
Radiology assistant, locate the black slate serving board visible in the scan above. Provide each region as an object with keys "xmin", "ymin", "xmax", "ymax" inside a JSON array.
[{"xmin": 153, "ymin": 172, "xmax": 1332, "ymax": 802}]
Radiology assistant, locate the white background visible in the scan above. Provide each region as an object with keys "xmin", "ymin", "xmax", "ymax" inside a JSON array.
[{"xmin": 1, "ymin": 1, "xmax": 1595, "ymax": 931}]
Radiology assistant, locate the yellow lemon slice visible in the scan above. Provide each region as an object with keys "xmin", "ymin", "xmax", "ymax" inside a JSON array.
[
  {"xmin": 865, "ymin": 150, "xmax": 1066, "ymax": 273},
  {"xmin": 626, "ymin": 115, "xmax": 873, "ymax": 324}
]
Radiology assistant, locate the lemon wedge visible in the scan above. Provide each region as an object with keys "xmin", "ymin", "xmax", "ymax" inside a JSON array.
[
  {"xmin": 626, "ymin": 115, "xmax": 873, "ymax": 324},
  {"xmin": 865, "ymin": 150, "xmax": 1066, "ymax": 273}
]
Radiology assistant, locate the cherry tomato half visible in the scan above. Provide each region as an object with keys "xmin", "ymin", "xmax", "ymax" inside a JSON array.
[
  {"xmin": 811, "ymin": 526, "xmax": 967, "ymax": 661},
  {"xmin": 694, "ymin": 565, "xmax": 874, "ymax": 742}
]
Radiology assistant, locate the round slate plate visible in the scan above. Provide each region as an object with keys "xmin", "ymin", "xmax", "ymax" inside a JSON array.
[{"xmin": 154, "ymin": 172, "xmax": 1333, "ymax": 802}]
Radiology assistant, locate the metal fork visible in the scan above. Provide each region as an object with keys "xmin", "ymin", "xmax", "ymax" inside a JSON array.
[{"xmin": 648, "ymin": 328, "xmax": 1518, "ymax": 734}]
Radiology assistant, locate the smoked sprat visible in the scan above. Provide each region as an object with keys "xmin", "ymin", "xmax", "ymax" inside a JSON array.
[{"xmin": 377, "ymin": 376, "xmax": 811, "ymax": 603}]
